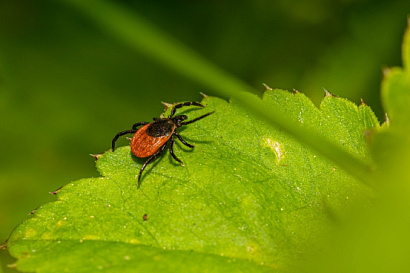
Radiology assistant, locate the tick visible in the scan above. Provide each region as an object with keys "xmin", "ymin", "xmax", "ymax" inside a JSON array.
[{"xmin": 112, "ymin": 101, "xmax": 214, "ymax": 187}]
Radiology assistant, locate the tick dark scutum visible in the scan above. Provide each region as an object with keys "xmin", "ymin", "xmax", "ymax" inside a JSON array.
[{"xmin": 146, "ymin": 119, "xmax": 175, "ymax": 137}]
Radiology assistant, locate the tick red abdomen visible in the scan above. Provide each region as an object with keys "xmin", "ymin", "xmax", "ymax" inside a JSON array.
[{"xmin": 131, "ymin": 123, "xmax": 173, "ymax": 158}]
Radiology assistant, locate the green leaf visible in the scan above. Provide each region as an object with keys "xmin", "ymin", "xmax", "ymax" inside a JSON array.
[{"xmin": 6, "ymin": 90, "xmax": 379, "ymax": 272}]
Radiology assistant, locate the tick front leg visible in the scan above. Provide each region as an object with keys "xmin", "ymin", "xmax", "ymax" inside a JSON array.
[
  {"xmin": 173, "ymin": 132, "xmax": 194, "ymax": 148},
  {"xmin": 138, "ymin": 144, "xmax": 167, "ymax": 188},
  {"xmin": 112, "ymin": 129, "xmax": 137, "ymax": 151},
  {"xmin": 181, "ymin": 111, "xmax": 215, "ymax": 125},
  {"xmin": 169, "ymin": 137, "xmax": 184, "ymax": 165},
  {"xmin": 132, "ymin": 122, "xmax": 149, "ymax": 130},
  {"xmin": 169, "ymin": 102, "xmax": 204, "ymax": 117}
]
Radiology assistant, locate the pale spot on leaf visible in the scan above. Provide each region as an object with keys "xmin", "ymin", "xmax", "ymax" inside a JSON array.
[{"xmin": 263, "ymin": 138, "xmax": 285, "ymax": 162}]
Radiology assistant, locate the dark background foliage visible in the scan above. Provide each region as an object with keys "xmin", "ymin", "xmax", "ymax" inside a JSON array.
[{"xmin": 1, "ymin": 0, "xmax": 409, "ymax": 271}]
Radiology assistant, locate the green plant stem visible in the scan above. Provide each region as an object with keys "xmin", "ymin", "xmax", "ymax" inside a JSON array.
[{"xmin": 62, "ymin": 0, "xmax": 374, "ymax": 186}]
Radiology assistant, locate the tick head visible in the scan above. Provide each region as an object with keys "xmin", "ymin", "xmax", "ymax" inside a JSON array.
[{"xmin": 173, "ymin": 115, "xmax": 188, "ymax": 127}]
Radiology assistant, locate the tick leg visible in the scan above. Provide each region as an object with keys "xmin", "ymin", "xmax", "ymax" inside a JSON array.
[
  {"xmin": 169, "ymin": 137, "xmax": 184, "ymax": 165},
  {"xmin": 138, "ymin": 144, "xmax": 167, "ymax": 188},
  {"xmin": 169, "ymin": 102, "xmax": 204, "ymax": 118},
  {"xmin": 112, "ymin": 129, "xmax": 137, "ymax": 151},
  {"xmin": 132, "ymin": 122, "xmax": 149, "ymax": 130},
  {"xmin": 181, "ymin": 111, "xmax": 215, "ymax": 125},
  {"xmin": 173, "ymin": 132, "xmax": 194, "ymax": 148}
]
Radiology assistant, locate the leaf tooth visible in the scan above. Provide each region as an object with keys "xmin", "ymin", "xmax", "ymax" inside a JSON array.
[
  {"xmin": 7, "ymin": 263, "xmax": 17, "ymax": 269},
  {"xmin": 28, "ymin": 207, "xmax": 38, "ymax": 215},
  {"xmin": 382, "ymin": 66, "xmax": 391, "ymax": 77},
  {"xmin": 49, "ymin": 185, "xmax": 64, "ymax": 195},
  {"xmin": 6, "ymin": 263, "xmax": 17, "ymax": 269},
  {"xmin": 384, "ymin": 113, "xmax": 390, "ymax": 125},
  {"xmin": 262, "ymin": 83, "xmax": 272, "ymax": 91},
  {"xmin": 199, "ymin": 92, "xmax": 210, "ymax": 98},
  {"xmin": 161, "ymin": 101, "xmax": 173, "ymax": 109},
  {"xmin": 323, "ymin": 87, "xmax": 337, "ymax": 97},
  {"xmin": 0, "ymin": 242, "xmax": 6, "ymax": 250},
  {"xmin": 90, "ymin": 153, "xmax": 103, "ymax": 161},
  {"xmin": 360, "ymin": 98, "xmax": 367, "ymax": 106}
]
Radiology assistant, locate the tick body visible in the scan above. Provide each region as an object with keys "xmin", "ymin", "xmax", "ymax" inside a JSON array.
[
  {"xmin": 112, "ymin": 101, "xmax": 214, "ymax": 187},
  {"xmin": 131, "ymin": 122, "xmax": 175, "ymax": 157}
]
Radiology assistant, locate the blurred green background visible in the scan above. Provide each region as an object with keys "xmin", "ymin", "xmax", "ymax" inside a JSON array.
[{"xmin": 0, "ymin": 0, "xmax": 409, "ymax": 271}]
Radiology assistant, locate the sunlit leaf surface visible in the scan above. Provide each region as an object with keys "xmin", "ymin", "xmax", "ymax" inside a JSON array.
[{"xmin": 7, "ymin": 90, "xmax": 379, "ymax": 272}]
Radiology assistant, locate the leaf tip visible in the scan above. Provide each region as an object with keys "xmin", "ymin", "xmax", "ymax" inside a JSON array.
[{"xmin": 262, "ymin": 83, "xmax": 272, "ymax": 91}]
